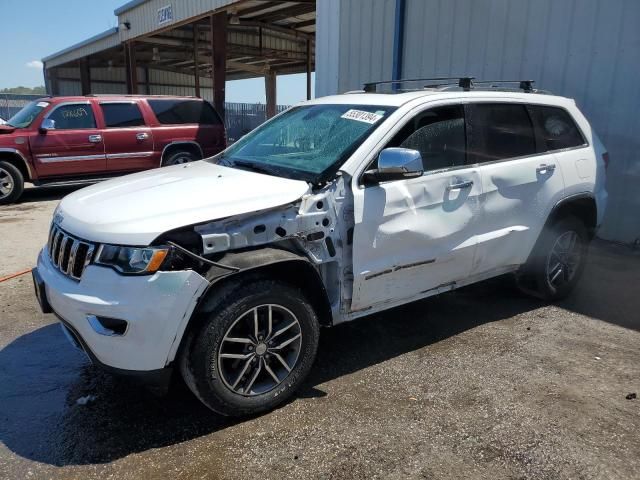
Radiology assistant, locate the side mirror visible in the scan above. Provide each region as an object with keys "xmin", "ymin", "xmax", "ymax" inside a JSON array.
[
  {"xmin": 363, "ymin": 147, "xmax": 424, "ymax": 185},
  {"xmin": 39, "ymin": 118, "xmax": 55, "ymax": 133}
]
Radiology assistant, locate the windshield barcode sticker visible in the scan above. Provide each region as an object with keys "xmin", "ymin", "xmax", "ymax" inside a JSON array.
[{"xmin": 341, "ymin": 109, "xmax": 384, "ymax": 124}]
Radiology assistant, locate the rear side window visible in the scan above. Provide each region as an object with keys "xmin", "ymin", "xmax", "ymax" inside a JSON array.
[
  {"xmin": 467, "ymin": 103, "xmax": 536, "ymax": 163},
  {"xmin": 47, "ymin": 104, "xmax": 96, "ymax": 130},
  {"xmin": 100, "ymin": 103, "xmax": 145, "ymax": 127},
  {"xmin": 528, "ymin": 105, "xmax": 586, "ymax": 151},
  {"xmin": 147, "ymin": 99, "xmax": 222, "ymax": 125}
]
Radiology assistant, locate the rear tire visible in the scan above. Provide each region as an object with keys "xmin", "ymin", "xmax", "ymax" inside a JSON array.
[
  {"xmin": 161, "ymin": 150, "xmax": 199, "ymax": 167},
  {"xmin": 0, "ymin": 161, "xmax": 24, "ymax": 205},
  {"xmin": 180, "ymin": 279, "xmax": 320, "ymax": 416},
  {"xmin": 518, "ymin": 216, "xmax": 589, "ymax": 301}
]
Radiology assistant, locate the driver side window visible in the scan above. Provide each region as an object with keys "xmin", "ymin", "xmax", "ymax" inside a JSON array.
[
  {"xmin": 379, "ymin": 104, "xmax": 467, "ymax": 172},
  {"xmin": 47, "ymin": 104, "xmax": 97, "ymax": 130}
]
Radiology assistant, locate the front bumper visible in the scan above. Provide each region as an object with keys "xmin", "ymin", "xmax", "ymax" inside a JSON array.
[{"xmin": 36, "ymin": 248, "xmax": 209, "ymax": 372}]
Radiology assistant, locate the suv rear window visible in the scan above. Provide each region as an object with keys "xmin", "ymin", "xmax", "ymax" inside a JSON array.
[
  {"xmin": 528, "ymin": 105, "xmax": 586, "ymax": 151},
  {"xmin": 467, "ymin": 103, "xmax": 536, "ymax": 163},
  {"xmin": 100, "ymin": 103, "xmax": 145, "ymax": 127},
  {"xmin": 147, "ymin": 99, "xmax": 222, "ymax": 125}
]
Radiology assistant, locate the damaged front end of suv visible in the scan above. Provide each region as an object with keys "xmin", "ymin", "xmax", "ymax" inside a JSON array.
[
  {"xmin": 34, "ymin": 101, "xmax": 393, "ymax": 415},
  {"xmin": 157, "ymin": 168, "xmax": 357, "ymax": 330}
]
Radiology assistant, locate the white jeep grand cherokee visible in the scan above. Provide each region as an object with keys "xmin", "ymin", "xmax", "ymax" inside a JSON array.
[{"xmin": 33, "ymin": 79, "xmax": 608, "ymax": 416}]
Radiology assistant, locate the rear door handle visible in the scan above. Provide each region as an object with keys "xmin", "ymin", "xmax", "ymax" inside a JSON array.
[
  {"xmin": 447, "ymin": 180, "xmax": 474, "ymax": 190},
  {"xmin": 136, "ymin": 132, "xmax": 149, "ymax": 141},
  {"xmin": 88, "ymin": 134, "xmax": 102, "ymax": 143},
  {"xmin": 536, "ymin": 163, "xmax": 556, "ymax": 174}
]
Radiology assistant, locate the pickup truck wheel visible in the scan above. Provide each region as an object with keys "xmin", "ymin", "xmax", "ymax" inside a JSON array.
[
  {"xmin": 0, "ymin": 161, "xmax": 24, "ymax": 205},
  {"xmin": 520, "ymin": 216, "xmax": 588, "ymax": 301},
  {"xmin": 162, "ymin": 150, "xmax": 198, "ymax": 166},
  {"xmin": 181, "ymin": 279, "xmax": 320, "ymax": 416}
]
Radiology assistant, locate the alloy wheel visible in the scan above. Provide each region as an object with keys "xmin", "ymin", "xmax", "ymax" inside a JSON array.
[
  {"xmin": 546, "ymin": 230, "xmax": 582, "ymax": 290},
  {"xmin": 218, "ymin": 304, "xmax": 303, "ymax": 396},
  {"xmin": 0, "ymin": 167, "xmax": 14, "ymax": 199}
]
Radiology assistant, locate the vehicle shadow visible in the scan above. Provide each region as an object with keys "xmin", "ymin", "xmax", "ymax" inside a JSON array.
[
  {"xmin": 19, "ymin": 184, "xmax": 85, "ymax": 204},
  {"xmin": 0, "ymin": 276, "xmax": 542, "ymax": 467}
]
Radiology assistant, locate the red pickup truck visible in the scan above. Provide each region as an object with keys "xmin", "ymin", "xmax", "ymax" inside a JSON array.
[{"xmin": 0, "ymin": 95, "xmax": 226, "ymax": 204}]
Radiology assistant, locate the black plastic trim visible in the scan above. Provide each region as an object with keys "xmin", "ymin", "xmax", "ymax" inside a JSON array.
[
  {"xmin": 54, "ymin": 312, "xmax": 173, "ymax": 392},
  {"xmin": 547, "ymin": 192, "xmax": 599, "ymax": 235}
]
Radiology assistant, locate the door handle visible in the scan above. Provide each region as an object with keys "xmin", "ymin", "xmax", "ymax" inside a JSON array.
[
  {"xmin": 447, "ymin": 180, "xmax": 474, "ymax": 190},
  {"xmin": 536, "ymin": 163, "xmax": 556, "ymax": 174},
  {"xmin": 88, "ymin": 134, "xmax": 102, "ymax": 143},
  {"xmin": 136, "ymin": 132, "xmax": 149, "ymax": 141}
]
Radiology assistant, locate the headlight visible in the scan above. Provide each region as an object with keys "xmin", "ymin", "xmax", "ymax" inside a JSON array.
[{"xmin": 95, "ymin": 245, "xmax": 169, "ymax": 274}]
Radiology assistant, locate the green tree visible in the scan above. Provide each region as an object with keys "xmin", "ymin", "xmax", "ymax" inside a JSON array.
[{"xmin": 0, "ymin": 86, "xmax": 46, "ymax": 94}]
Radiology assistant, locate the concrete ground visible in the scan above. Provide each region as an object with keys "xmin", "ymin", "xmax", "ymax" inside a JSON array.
[{"xmin": 1, "ymin": 185, "xmax": 639, "ymax": 480}]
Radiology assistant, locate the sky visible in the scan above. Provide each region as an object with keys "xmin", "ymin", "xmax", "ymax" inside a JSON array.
[{"xmin": 0, "ymin": 0, "xmax": 313, "ymax": 104}]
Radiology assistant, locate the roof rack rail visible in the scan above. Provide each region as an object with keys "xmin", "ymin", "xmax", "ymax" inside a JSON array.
[
  {"xmin": 472, "ymin": 80, "xmax": 535, "ymax": 92},
  {"xmin": 363, "ymin": 77, "xmax": 474, "ymax": 93},
  {"xmin": 83, "ymin": 93, "xmax": 199, "ymax": 98},
  {"xmin": 361, "ymin": 77, "xmax": 545, "ymax": 94}
]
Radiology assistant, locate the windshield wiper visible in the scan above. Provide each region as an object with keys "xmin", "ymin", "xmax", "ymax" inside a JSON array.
[{"xmin": 232, "ymin": 160, "xmax": 276, "ymax": 176}]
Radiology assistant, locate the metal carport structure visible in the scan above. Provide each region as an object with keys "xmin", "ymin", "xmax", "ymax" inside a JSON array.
[{"xmin": 42, "ymin": 0, "xmax": 316, "ymax": 119}]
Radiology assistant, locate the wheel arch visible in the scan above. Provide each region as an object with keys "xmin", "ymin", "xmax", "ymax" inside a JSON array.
[
  {"xmin": 160, "ymin": 141, "xmax": 203, "ymax": 166},
  {"xmin": 175, "ymin": 247, "xmax": 333, "ymax": 365},
  {"xmin": 547, "ymin": 193, "xmax": 597, "ymax": 238},
  {"xmin": 0, "ymin": 148, "xmax": 32, "ymax": 181}
]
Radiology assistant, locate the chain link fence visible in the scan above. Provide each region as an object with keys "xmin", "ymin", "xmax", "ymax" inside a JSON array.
[
  {"xmin": 225, "ymin": 102, "xmax": 289, "ymax": 143},
  {"xmin": 0, "ymin": 94, "xmax": 43, "ymax": 121}
]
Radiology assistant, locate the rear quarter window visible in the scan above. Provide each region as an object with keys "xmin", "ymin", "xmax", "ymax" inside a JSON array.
[
  {"xmin": 147, "ymin": 99, "xmax": 222, "ymax": 125},
  {"xmin": 528, "ymin": 105, "xmax": 586, "ymax": 151}
]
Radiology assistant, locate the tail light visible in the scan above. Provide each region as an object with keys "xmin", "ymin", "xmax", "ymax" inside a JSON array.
[{"xmin": 602, "ymin": 151, "xmax": 610, "ymax": 170}]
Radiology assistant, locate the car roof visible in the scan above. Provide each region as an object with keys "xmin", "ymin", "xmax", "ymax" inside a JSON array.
[
  {"xmin": 305, "ymin": 90, "xmax": 576, "ymax": 109},
  {"xmin": 42, "ymin": 95, "xmax": 202, "ymax": 104}
]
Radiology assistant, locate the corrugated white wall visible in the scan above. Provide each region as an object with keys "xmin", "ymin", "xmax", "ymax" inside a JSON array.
[
  {"xmin": 316, "ymin": 0, "xmax": 395, "ymax": 96},
  {"xmin": 51, "ymin": 67, "xmax": 214, "ymax": 98},
  {"xmin": 117, "ymin": 0, "xmax": 237, "ymax": 41},
  {"xmin": 315, "ymin": 0, "xmax": 640, "ymax": 242},
  {"xmin": 44, "ymin": 29, "xmax": 120, "ymax": 68}
]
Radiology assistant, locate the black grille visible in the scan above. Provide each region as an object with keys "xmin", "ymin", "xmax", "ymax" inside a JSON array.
[{"xmin": 47, "ymin": 225, "xmax": 95, "ymax": 280}]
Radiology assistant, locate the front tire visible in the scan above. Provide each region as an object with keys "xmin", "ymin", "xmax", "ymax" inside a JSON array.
[
  {"xmin": 0, "ymin": 161, "xmax": 24, "ymax": 205},
  {"xmin": 181, "ymin": 279, "xmax": 320, "ymax": 416},
  {"xmin": 519, "ymin": 216, "xmax": 589, "ymax": 301}
]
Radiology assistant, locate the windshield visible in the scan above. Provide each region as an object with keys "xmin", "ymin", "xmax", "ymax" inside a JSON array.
[
  {"xmin": 7, "ymin": 100, "xmax": 49, "ymax": 128},
  {"xmin": 215, "ymin": 104, "xmax": 396, "ymax": 183}
]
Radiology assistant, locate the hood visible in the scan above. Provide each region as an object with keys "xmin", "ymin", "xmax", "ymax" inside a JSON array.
[
  {"xmin": 57, "ymin": 161, "xmax": 310, "ymax": 245},
  {"xmin": 0, "ymin": 125, "xmax": 16, "ymax": 134}
]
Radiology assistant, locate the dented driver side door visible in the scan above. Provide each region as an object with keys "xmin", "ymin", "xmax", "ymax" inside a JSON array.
[{"xmin": 350, "ymin": 104, "xmax": 483, "ymax": 312}]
